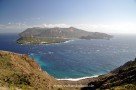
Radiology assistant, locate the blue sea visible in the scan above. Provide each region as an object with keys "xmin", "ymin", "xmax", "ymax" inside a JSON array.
[{"xmin": 0, "ymin": 33, "xmax": 136, "ymax": 80}]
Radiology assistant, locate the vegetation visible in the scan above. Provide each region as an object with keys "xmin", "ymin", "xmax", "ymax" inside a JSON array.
[
  {"xmin": 110, "ymin": 84, "xmax": 136, "ymax": 90},
  {"xmin": 17, "ymin": 37, "xmax": 69, "ymax": 44},
  {"xmin": 0, "ymin": 51, "xmax": 59, "ymax": 90}
]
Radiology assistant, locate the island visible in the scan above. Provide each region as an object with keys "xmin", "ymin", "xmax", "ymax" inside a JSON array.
[
  {"xmin": 17, "ymin": 27, "xmax": 113, "ymax": 44},
  {"xmin": 0, "ymin": 50, "xmax": 136, "ymax": 90}
]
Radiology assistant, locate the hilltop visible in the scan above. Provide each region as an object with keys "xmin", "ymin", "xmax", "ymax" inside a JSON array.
[{"xmin": 17, "ymin": 27, "xmax": 113, "ymax": 44}]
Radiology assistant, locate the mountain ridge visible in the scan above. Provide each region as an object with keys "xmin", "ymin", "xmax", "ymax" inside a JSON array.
[{"xmin": 19, "ymin": 27, "xmax": 112, "ymax": 39}]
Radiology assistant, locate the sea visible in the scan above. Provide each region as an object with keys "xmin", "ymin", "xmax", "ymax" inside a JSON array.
[{"xmin": 0, "ymin": 33, "xmax": 136, "ymax": 80}]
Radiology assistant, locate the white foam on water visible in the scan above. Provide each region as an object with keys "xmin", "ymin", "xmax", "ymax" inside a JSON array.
[{"xmin": 56, "ymin": 75, "xmax": 100, "ymax": 81}]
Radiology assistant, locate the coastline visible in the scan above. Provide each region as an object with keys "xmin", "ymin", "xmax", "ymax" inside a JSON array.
[
  {"xmin": 63, "ymin": 39, "xmax": 74, "ymax": 43},
  {"xmin": 17, "ymin": 38, "xmax": 74, "ymax": 45},
  {"xmin": 56, "ymin": 75, "xmax": 101, "ymax": 81}
]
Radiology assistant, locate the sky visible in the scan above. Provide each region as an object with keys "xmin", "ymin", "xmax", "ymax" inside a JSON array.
[{"xmin": 0, "ymin": 0, "xmax": 136, "ymax": 34}]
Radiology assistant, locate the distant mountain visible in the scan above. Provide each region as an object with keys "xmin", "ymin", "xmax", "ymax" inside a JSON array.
[
  {"xmin": 19, "ymin": 27, "xmax": 112, "ymax": 39},
  {"xmin": 17, "ymin": 27, "xmax": 113, "ymax": 44}
]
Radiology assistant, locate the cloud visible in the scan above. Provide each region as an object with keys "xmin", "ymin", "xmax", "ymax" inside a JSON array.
[
  {"xmin": 0, "ymin": 22, "xmax": 30, "ymax": 29},
  {"xmin": 0, "ymin": 22, "xmax": 136, "ymax": 34},
  {"xmin": 42, "ymin": 24, "xmax": 70, "ymax": 28},
  {"xmin": 72, "ymin": 23, "xmax": 136, "ymax": 34},
  {"xmin": 39, "ymin": 23, "xmax": 136, "ymax": 34}
]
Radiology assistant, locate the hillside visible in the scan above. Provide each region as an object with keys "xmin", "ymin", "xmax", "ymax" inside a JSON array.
[
  {"xmin": 0, "ymin": 50, "xmax": 136, "ymax": 90},
  {"xmin": 0, "ymin": 50, "xmax": 60, "ymax": 90},
  {"xmin": 81, "ymin": 59, "xmax": 136, "ymax": 90},
  {"xmin": 17, "ymin": 27, "xmax": 113, "ymax": 44}
]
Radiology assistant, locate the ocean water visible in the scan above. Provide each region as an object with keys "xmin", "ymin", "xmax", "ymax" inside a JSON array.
[{"xmin": 0, "ymin": 33, "xmax": 136, "ymax": 79}]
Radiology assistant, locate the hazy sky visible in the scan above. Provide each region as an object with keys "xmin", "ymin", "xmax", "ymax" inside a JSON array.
[{"xmin": 0, "ymin": 0, "xmax": 136, "ymax": 34}]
